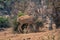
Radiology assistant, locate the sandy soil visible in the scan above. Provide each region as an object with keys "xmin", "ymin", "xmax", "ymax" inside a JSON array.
[{"xmin": 0, "ymin": 28, "xmax": 60, "ymax": 40}]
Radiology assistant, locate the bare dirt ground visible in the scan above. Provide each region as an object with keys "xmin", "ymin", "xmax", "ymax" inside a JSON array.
[{"xmin": 0, "ymin": 28, "xmax": 60, "ymax": 40}]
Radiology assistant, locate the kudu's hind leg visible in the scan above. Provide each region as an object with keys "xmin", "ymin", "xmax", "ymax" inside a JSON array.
[
  {"xmin": 27, "ymin": 24, "xmax": 31, "ymax": 33},
  {"xmin": 22, "ymin": 23, "xmax": 28, "ymax": 34},
  {"xmin": 32, "ymin": 24, "xmax": 37, "ymax": 32}
]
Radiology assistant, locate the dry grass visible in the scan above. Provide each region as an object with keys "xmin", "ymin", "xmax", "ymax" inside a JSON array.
[{"xmin": 0, "ymin": 28, "xmax": 60, "ymax": 40}]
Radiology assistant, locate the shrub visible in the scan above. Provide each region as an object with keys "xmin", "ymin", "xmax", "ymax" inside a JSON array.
[
  {"xmin": 36, "ymin": 19, "xmax": 44, "ymax": 27},
  {"xmin": 18, "ymin": 11, "xmax": 25, "ymax": 17},
  {"xmin": 36, "ymin": 21, "xmax": 43, "ymax": 27},
  {"xmin": 0, "ymin": 16, "xmax": 10, "ymax": 28},
  {"xmin": 13, "ymin": 16, "xmax": 19, "ymax": 33}
]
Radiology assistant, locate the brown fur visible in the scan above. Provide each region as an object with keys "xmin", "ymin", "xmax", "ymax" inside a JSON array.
[{"xmin": 17, "ymin": 15, "xmax": 36, "ymax": 33}]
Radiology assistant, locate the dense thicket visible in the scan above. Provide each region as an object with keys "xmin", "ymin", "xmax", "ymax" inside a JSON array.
[{"xmin": 0, "ymin": 0, "xmax": 60, "ymax": 32}]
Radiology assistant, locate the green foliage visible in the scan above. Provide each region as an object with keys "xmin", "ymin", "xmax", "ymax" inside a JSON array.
[
  {"xmin": 0, "ymin": 16, "xmax": 9, "ymax": 28},
  {"xmin": 0, "ymin": 0, "xmax": 11, "ymax": 5},
  {"xmin": 4, "ymin": 0, "xmax": 11, "ymax": 6},
  {"xmin": 0, "ymin": 0, "xmax": 4, "ymax": 2},
  {"xmin": 13, "ymin": 16, "xmax": 19, "ymax": 33},
  {"xmin": 46, "ymin": 0, "xmax": 49, "ymax": 5},
  {"xmin": 0, "ymin": 5, "xmax": 4, "ymax": 8},
  {"xmin": 13, "ymin": 17, "xmax": 18, "ymax": 26},
  {"xmin": 18, "ymin": 11, "xmax": 25, "ymax": 17}
]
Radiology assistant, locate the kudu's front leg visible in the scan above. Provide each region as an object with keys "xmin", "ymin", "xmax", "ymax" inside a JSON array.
[{"xmin": 18, "ymin": 23, "xmax": 22, "ymax": 33}]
